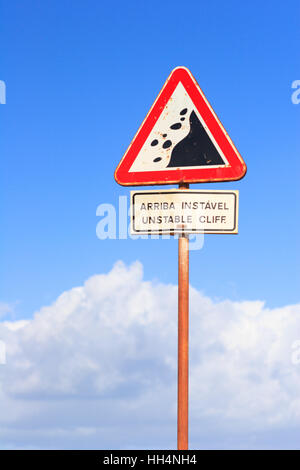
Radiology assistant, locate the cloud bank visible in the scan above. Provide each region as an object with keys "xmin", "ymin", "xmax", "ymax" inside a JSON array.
[{"xmin": 0, "ymin": 261, "xmax": 300, "ymax": 449}]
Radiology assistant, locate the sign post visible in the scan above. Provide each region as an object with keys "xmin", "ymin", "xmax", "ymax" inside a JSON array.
[
  {"xmin": 115, "ymin": 66, "xmax": 247, "ymax": 450},
  {"xmin": 177, "ymin": 183, "xmax": 189, "ymax": 450}
]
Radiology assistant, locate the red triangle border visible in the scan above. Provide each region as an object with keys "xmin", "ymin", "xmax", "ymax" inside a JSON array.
[{"xmin": 115, "ymin": 67, "xmax": 247, "ymax": 186}]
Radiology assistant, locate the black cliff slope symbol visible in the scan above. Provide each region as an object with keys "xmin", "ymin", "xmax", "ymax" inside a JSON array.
[{"xmin": 167, "ymin": 111, "xmax": 226, "ymax": 167}]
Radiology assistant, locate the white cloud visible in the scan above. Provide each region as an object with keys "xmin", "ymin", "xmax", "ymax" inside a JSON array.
[
  {"xmin": 0, "ymin": 260, "xmax": 300, "ymax": 449},
  {"xmin": 0, "ymin": 302, "xmax": 15, "ymax": 319}
]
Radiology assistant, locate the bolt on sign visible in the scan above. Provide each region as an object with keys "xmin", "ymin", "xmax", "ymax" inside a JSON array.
[
  {"xmin": 114, "ymin": 66, "xmax": 247, "ymax": 450},
  {"xmin": 131, "ymin": 189, "xmax": 239, "ymax": 235}
]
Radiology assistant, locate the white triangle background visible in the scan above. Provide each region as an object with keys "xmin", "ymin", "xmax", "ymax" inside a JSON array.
[{"xmin": 129, "ymin": 82, "xmax": 229, "ymax": 173}]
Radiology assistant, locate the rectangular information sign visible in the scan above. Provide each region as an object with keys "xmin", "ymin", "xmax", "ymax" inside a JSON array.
[{"xmin": 130, "ymin": 189, "xmax": 239, "ymax": 235}]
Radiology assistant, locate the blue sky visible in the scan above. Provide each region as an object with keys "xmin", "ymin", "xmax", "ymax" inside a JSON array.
[{"xmin": 0, "ymin": 0, "xmax": 300, "ymax": 450}]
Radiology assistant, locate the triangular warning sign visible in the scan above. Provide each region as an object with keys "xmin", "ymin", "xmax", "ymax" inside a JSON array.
[{"xmin": 115, "ymin": 67, "xmax": 247, "ymax": 186}]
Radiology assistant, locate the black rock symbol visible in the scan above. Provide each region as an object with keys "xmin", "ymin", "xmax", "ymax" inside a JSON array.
[
  {"xmin": 167, "ymin": 111, "xmax": 226, "ymax": 167},
  {"xmin": 170, "ymin": 123, "xmax": 182, "ymax": 130}
]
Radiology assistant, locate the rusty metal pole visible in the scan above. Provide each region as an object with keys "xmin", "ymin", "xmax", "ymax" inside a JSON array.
[{"xmin": 177, "ymin": 182, "xmax": 189, "ymax": 450}]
